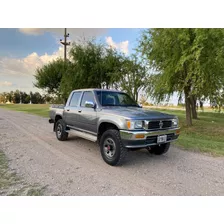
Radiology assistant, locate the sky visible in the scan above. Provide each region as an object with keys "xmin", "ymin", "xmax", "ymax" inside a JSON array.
[{"xmin": 0, "ymin": 28, "xmax": 178, "ymax": 105}]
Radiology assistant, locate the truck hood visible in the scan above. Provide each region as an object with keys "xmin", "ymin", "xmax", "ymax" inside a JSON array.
[{"xmin": 101, "ymin": 107, "xmax": 175, "ymax": 120}]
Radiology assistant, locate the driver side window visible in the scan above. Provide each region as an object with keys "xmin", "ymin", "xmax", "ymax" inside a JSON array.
[{"xmin": 81, "ymin": 91, "xmax": 95, "ymax": 107}]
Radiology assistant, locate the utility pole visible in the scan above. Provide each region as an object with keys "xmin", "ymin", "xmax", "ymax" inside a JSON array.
[{"xmin": 60, "ymin": 28, "xmax": 71, "ymax": 61}]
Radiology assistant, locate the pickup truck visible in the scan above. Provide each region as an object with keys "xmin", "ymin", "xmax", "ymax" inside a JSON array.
[{"xmin": 49, "ymin": 88, "xmax": 180, "ymax": 166}]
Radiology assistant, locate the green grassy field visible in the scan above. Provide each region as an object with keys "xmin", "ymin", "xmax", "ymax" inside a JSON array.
[
  {"xmin": 1, "ymin": 103, "xmax": 224, "ymax": 156},
  {"xmin": 150, "ymin": 108, "xmax": 224, "ymax": 156},
  {"xmin": 0, "ymin": 104, "xmax": 50, "ymax": 117}
]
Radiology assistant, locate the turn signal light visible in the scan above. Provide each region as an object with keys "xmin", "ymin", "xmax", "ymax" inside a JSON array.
[
  {"xmin": 176, "ymin": 129, "xmax": 180, "ymax": 135},
  {"xmin": 127, "ymin": 121, "xmax": 131, "ymax": 129},
  {"xmin": 135, "ymin": 134, "xmax": 145, "ymax": 139}
]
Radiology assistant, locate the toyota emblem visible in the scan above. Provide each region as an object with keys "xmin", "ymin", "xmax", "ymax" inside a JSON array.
[{"xmin": 159, "ymin": 121, "xmax": 163, "ymax": 129}]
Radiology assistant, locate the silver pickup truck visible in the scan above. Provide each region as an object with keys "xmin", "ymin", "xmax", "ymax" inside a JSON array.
[{"xmin": 49, "ymin": 88, "xmax": 180, "ymax": 166}]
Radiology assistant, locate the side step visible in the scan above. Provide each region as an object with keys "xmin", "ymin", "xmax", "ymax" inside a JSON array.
[{"xmin": 67, "ymin": 129, "xmax": 97, "ymax": 142}]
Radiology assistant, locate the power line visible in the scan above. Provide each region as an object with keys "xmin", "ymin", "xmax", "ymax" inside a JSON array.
[{"xmin": 60, "ymin": 28, "xmax": 71, "ymax": 61}]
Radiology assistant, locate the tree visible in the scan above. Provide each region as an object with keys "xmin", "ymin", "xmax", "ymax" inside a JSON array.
[
  {"xmin": 13, "ymin": 90, "xmax": 21, "ymax": 104},
  {"xmin": 34, "ymin": 58, "xmax": 68, "ymax": 95},
  {"xmin": 42, "ymin": 93, "xmax": 53, "ymax": 104},
  {"xmin": 31, "ymin": 92, "xmax": 44, "ymax": 104},
  {"xmin": 60, "ymin": 40, "xmax": 124, "ymax": 99},
  {"xmin": 7, "ymin": 91, "xmax": 14, "ymax": 103},
  {"xmin": 101, "ymin": 48, "xmax": 124, "ymax": 89},
  {"xmin": 210, "ymin": 89, "xmax": 224, "ymax": 112},
  {"xmin": 116, "ymin": 54, "xmax": 148, "ymax": 101},
  {"xmin": 20, "ymin": 92, "xmax": 28, "ymax": 104},
  {"xmin": 34, "ymin": 39, "xmax": 148, "ymax": 104},
  {"xmin": 0, "ymin": 93, "xmax": 5, "ymax": 103},
  {"xmin": 139, "ymin": 28, "xmax": 224, "ymax": 126}
]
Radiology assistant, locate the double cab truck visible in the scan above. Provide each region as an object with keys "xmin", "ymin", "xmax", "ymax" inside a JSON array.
[{"xmin": 49, "ymin": 89, "xmax": 180, "ymax": 166}]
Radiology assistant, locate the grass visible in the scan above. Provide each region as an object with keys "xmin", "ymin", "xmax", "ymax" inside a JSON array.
[
  {"xmin": 0, "ymin": 150, "xmax": 45, "ymax": 196},
  {"xmin": 0, "ymin": 151, "xmax": 19, "ymax": 190},
  {"xmin": 1, "ymin": 103, "xmax": 224, "ymax": 156},
  {"xmin": 147, "ymin": 108, "xmax": 224, "ymax": 156},
  {"xmin": 0, "ymin": 104, "xmax": 50, "ymax": 117}
]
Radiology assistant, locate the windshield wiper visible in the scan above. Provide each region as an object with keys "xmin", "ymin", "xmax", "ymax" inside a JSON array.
[
  {"xmin": 102, "ymin": 104, "xmax": 117, "ymax": 106},
  {"xmin": 119, "ymin": 104, "xmax": 140, "ymax": 107}
]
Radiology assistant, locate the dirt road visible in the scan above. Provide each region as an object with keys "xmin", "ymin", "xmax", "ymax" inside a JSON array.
[{"xmin": 0, "ymin": 108, "xmax": 224, "ymax": 195}]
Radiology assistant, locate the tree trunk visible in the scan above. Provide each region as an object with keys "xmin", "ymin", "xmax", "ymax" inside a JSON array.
[
  {"xmin": 190, "ymin": 95, "xmax": 198, "ymax": 119},
  {"xmin": 135, "ymin": 91, "xmax": 138, "ymax": 102},
  {"xmin": 184, "ymin": 88, "xmax": 192, "ymax": 126}
]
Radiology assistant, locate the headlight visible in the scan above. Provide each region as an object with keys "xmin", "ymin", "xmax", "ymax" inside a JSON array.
[
  {"xmin": 172, "ymin": 118, "xmax": 178, "ymax": 127},
  {"xmin": 127, "ymin": 120, "xmax": 144, "ymax": 129}
]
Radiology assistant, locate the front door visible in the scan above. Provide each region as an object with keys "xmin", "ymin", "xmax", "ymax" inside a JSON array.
[{"xmin": 75, "ymin": 91, "xmax": 97, "ymax": 134}]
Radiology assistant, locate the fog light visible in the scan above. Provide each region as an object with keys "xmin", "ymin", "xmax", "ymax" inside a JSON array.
[{"xmin": 135, "ymin": 134, "xmax": 145, "ymax": 139}]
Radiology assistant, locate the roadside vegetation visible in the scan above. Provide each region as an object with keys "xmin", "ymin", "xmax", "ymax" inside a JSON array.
[
  {"xmin": 0, "ymin": 104, "xmax": 49, "ymax": 117},
  {"xmin": 151, "ymin": 108, "xmax": 224, "ymax": 156},
  {"xmin": 0, "ymin": 150, "xmax": 45, "ymax": 196},
  {"xmin": 1, "ymin": 104, "xmax": 224, "ymax": 156}
]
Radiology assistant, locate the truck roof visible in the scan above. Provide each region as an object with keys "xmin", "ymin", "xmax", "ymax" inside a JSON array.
[{"xmin": 73, "ymin": 88, "xmax": 123, "ymax": 92}]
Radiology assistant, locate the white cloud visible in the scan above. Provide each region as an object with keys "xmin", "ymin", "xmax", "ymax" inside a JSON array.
[
  {"xmin": 0, "ymin": 46, "xmax": 64, "ymax": 77},
  {"xmin": 0, "ymin": 36, "xmax": 129, "ymax": 79},
  {"xmin": 18, "ymin": 28, "xmax": 107, "ymax": 40},
  {"xmin": 0, "ymin": 81, "xmax": 13, "ymax": 87},
  {"xmin": 105, "ymin": 36, "xmax": 129, "ymax": 54}
]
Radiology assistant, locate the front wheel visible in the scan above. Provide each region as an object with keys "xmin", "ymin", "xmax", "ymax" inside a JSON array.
[
  {"xmin": 148, "ymin": 143, "xmax": 170, "ymax": 155},
  {"xmin": 100, "ymin": 129, "xmax": 127, "ymax": 166}
]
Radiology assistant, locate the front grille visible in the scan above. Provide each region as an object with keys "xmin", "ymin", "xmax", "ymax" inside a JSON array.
[{"xmin": 148, "ymin": 120, "xmax": 172, "ymax": 130}]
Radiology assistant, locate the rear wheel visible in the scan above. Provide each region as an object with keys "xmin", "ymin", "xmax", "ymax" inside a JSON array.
[
  {"xmin": 147, "ymin": 143, "xmax": 170, "ymax": 155},
  {"xmin": 100, "ymin": 129, "xmax": 127, "ymax": 166},
  {"xmin": 55, "ymin": 119, "xmax": 68, "ymax": 141}
]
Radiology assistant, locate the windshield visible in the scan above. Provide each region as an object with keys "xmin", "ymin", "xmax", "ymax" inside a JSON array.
[{"xmin": 96, "ymin": 91, "xmax": 140, "ymax": 107}]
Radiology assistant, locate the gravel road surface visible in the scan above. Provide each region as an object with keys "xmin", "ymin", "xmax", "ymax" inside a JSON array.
[{"xmin": 0, "ymin": 108, "xmax": 224, "ymax": 195}]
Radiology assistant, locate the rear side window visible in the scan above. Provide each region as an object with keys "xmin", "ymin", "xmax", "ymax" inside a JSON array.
[
  {"xmin": 81, "ymin": 91, "xmax": 95, "ymax": 107},
  {"xmin": 69, "ymin": 92, "xmax": 81, "ymax": 107}
]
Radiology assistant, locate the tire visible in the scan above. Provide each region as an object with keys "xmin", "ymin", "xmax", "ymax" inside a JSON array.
[
  {"xmin": 55, "ymin": 119, "xmax": 68, "ymax": 141},
  {"xmin": 148, "ymin": 143, "xmax": 170, "ymax": 155},
  {"xmin": 100, "ymin": 129, "xmax": 127, "ymax": 166}
]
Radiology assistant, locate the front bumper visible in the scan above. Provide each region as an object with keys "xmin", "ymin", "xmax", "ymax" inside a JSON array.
[{"xmin": 120, "ymin": 128, "xmax": 180, "ymax": 149}]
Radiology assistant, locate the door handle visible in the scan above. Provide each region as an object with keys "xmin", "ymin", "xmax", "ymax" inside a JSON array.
[
  {"xmin": 78, "ymin": 110, "xmax": 82, "ymax": 113},
  {"xmin": 66, "ymin": 109, "xmax": 70, "ymax": 111}
]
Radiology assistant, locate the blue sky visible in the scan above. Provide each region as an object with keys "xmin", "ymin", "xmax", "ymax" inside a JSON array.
[
  {"xmin": 0, "ymin": 29, "xmax": 58, "ymax": 58},
  {"xmin": 0, "ymin": 28, "xmax": 143, "ymax": 58}
]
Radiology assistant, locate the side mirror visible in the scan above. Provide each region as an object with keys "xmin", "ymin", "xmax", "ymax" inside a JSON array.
[{"xmin": 85, "ymin": 101, "xmax": 95, "ymax": 108}]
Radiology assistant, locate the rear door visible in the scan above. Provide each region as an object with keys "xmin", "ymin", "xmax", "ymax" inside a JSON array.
[
  {"xmin": 75, "ymin": 91, "xmax": 97, "ymax": 134},
  {"xmin": 63, "ymin": 91, "xmax": 82, "ymax": 127}
]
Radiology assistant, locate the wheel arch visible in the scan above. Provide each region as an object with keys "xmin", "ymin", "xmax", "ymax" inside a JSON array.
[
  {"xmin": 54, "ymin": 115, "xmax": 63, "ymax": 131},
  {"xmin": 97, "ymin": 122, "xmax": 119, "ymax": 143}
]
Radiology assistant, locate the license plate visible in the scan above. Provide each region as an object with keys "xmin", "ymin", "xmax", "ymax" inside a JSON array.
[{"xmin": 157, "ymin": 135, "xmax": 167, "ymax": 143}]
